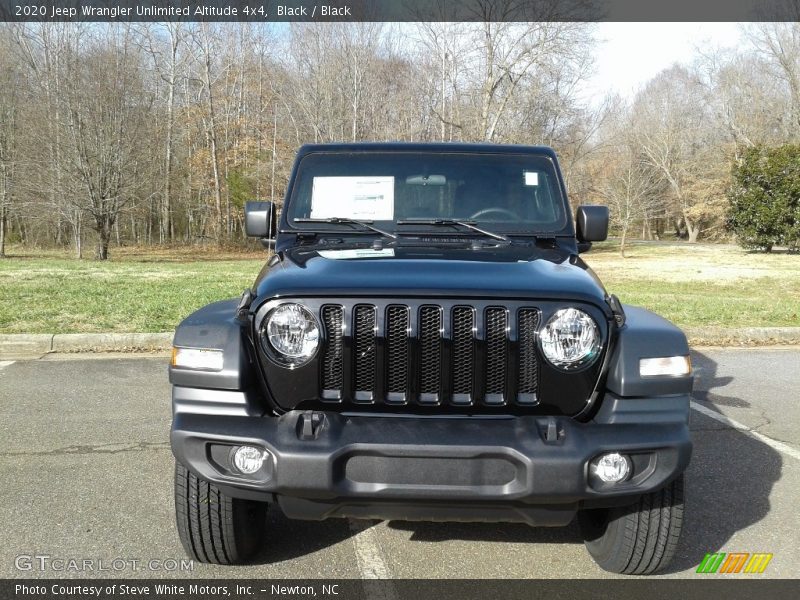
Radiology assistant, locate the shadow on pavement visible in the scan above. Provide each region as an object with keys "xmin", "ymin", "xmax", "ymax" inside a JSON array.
[
  {"xmin": 250, "ymin": 505, "xmax": 354, "ymax": 564},
  {"xmin": 387, "ymin": 519, "xmax": 584, "ymax": 545},
  {"xmin": 664, "ymin": 350, "xmax": 781, "ymax": 573}
]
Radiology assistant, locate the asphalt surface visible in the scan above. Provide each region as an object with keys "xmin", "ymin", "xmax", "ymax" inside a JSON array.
[{"xmin": 0, "ymin": 349, "xmax": 798, "ymax": 580}]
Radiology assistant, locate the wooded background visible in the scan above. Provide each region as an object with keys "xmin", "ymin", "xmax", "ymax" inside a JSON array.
[{"xmin": 0, "ymin": 22, "xmax": 798, "ymax": 259}]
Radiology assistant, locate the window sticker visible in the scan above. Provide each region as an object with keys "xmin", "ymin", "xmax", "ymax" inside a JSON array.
[
  {"xmin": 310, "ymin": 176, "xmax": 394, "ymax": 220},
  {"xmin": 524, "ymin": 171, "xmax": 539, "ymax": 186},
  {"xmin": 318, "ymin": 248, "xmax": 395, "ymax": 260}
]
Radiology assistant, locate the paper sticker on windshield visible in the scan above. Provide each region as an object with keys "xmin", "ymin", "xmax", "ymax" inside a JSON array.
[
  {"xmin": 318, "ymin": 248, "xmax": 395, "ymax": 260},
  {"xmin": 524, "ymin": 171, "xmax": 539, "ymax": 186},
  {"xmin": 311, "ymin": 176, "xmax": 394, "ymax": 220}
]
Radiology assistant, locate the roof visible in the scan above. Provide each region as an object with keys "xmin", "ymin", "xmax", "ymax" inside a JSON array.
[{"xmin": 296, "ymin": 142, "xmax": 559, "ymax": 159}]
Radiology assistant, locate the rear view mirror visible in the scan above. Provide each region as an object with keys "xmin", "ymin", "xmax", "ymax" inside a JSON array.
[
  {"xmin": 245, "ymin": 201, "xmax": 276, "ymax": 241},
  {"xmin": 406, "ymin": 174, "xmax": 446, "ymax": 186},
  {"xmin": 576, "ymin": 205, "xmax": 609, "ymax": 243}
]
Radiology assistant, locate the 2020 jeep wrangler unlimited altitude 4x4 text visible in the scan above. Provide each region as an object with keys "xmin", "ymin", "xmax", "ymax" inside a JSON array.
[{"xmin": 169, "ymin": 143, "xmax": 692, "ymax": 574}]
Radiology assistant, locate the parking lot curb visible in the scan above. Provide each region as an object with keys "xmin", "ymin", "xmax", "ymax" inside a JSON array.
[
  {"xmin": 0, "ymin": 333, "xmax": 54, "ymax": 356},
  {"xmin": 684, "ymin": 326, "xmax": 800, "ymax": 346},
  {"xmin": 51, "ymin": 332, "xmax": 174, "ymax": 353},
  {"xmin": 1, "ymin": 327, "xmax": 799, "ymax": 358},
  {"xmin": 0, "ymin": 332, "xmax": 173, "ymax": 357}
]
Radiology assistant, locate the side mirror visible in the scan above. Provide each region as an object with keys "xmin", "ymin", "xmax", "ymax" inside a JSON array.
[
  {"xmin": 576, "ymin": 205, "xmax": 609, "ymax": 243},
  {"xmin": 245, "ymin": 201, "xmax": 276, "ymax": 244}
]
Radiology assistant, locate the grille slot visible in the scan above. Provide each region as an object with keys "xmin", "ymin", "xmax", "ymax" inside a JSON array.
[
  {"xmin": 419, "ymin": 306, "xmax": 442, "ymax": 402},
  {"xmin": 452, "ymin": 307, "xmax": 475, "ymax": 403},
  {"xmin": 319, "ymin": 302, "xmax": 542, "ymax": 407},
  {"xmin": 386, "ymin": 306, "xmax": 410, "ymax": 401},
  {"xmin": 353, "ymin": 306, "xmax": 377, "ymax": 401},
  {"xmin": 485, "ymin": 308, "xmax": 508, "ymax": 403},
  {"xmin": 518, "ymin": 309, "xmax": 540, "ymax": 404},
  {"xmin": 321, "ymin": 306, "xmax": 344, "ymax": 399}
]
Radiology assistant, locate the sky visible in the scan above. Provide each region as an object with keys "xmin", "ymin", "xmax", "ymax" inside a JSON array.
[{"xmin": 584, "ymin": 22, "xmax": 746, "ymax": 101}]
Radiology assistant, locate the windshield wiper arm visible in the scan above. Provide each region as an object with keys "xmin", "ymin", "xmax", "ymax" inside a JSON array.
[
  {"xmin": 294, "ymin": 217, "xmax": 397, "ymax": 239},
  {"xmin": 396, "ymin": 219, "xmax": 510, "ymax": 242}
]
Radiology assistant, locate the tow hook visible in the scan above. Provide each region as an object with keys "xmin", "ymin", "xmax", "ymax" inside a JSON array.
[{"xmin": 297, "ymin": 411, "xmax": 326, "ymax": 440}]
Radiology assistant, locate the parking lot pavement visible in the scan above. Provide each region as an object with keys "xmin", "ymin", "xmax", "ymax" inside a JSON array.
[{"xmin": 0, "ymin": 348, "xmax": 798, "ymax": 579}]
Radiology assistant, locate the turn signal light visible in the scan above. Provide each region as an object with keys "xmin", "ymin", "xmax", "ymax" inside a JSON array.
[{"xmin": 639, "ymin": 356, "xmax": 692, "ymax": 378}]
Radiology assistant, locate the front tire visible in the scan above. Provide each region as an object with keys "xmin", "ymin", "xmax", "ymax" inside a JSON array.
[
  {"xmin": 578, "ymin": 475, "xmax": 684, "ymax": 575},
  {"xmin": 174, "ymin": 461, "xmax": 267, "ymax": 564}
]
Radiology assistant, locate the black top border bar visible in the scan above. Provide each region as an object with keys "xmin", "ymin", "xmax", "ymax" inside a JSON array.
[{"xmin": 1, "ymin": 0, "xmax": 799, "ymax": 23}]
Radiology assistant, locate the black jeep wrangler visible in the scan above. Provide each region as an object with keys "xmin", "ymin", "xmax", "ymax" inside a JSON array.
[{"xmin": 169, "ymin": 143, "xmax": 692, "ymax": 575}]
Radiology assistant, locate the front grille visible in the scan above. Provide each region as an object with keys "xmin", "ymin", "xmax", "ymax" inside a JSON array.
[{"xmin": 319, "ymin": 302, "xmax": 541, "ymax": 407}]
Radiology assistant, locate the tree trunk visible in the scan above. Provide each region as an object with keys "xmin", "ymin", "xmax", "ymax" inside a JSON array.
[
  {"xmin": 271, "ymin": 108, "xmax": 277, "ymax": 202},
  {"xmin": 620, "ymin": 226, "xmax": 627, "ymax": 258},
  {"xmin": 162, "ymin": 77, "xmax": 175, "ymax": 243},
  {"xmin": 95, "ymin": 220, "xmax": 111, "ymax": 261},
  {"xmin": 685, "ymin": 215, "xmax": 700, "ymax": 243},
  {"xmin": 96, "ymin": 239, "xmax": 109, "ymax": 260},
  {"xmin": 202, "ymin": 49, "xmax": 224, "ymax": 241},
  {"xmin": 74, "ymin": 208, "xmax": 82, "ymax": 259},
  {"xmin": 0, "ymin": 203, "xmax": 6, "ymax": 257}
]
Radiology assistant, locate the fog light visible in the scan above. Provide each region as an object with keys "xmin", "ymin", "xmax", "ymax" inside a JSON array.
[
  {"xmin": 592, "ymin": 452, "xmax": 631, "ymax": 483},
  {"xmin": 232, "ymin": 446, "xmax": 266, "ymax": 474}
]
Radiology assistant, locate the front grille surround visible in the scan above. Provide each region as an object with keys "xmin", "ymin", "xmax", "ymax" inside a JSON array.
[{"xmin": 254, "ymin": 298, "xmax": 609, "ymax": 416}]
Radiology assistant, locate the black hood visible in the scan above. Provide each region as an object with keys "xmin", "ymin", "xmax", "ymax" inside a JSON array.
[{"xmin": 254, "ymin": 243, "xmax": 608, "ymax": 308}]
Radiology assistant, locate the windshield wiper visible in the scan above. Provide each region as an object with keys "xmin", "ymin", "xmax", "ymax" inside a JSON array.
[
  {"xmin": 294, "ymin": 217, "xmax": 397, "ymax": 239},
  {"xmin": 396, "ymin": 219, "xmax": 510, "ymax": 242}
]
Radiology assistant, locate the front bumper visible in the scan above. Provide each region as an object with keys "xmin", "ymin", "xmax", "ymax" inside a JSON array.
[{"xmin": 171, "ymin": 394, "xmax": 691, "ymax": 526}]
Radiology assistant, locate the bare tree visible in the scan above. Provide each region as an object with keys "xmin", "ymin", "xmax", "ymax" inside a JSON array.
[
  {"xmin": 12, "ymin": 23, "xmax": 89, "ymax": 256},
  {"xmin": 60, "ymin": 25, "xmax": 154, "ymax": 260},
  {"xmin": 139, "ymin": 22, "xmax": 189, "ymax": 242},
  {"xmin": 0, "ymin": 28, "xmax": 18, "ymax": 257},
  {"xmin": 190, "ymin": 23, "xmax": 225, "ymax": 241},
  {"xmin": 632, "ymin": 66, "xmax": 717, "ymax": 242},
  {"xmin": 595, "ymin": 102, "xmax": 664, "ymax": 256},
  {"xmin": 747, "ymin": 23, "xmax": 800, "ymax": 136}
]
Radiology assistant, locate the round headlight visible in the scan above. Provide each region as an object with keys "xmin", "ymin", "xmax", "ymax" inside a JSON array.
[
  {"xmin": 262, "ymin": 303, "xmax": 320, "ymax": 367},
  {"xmin": 540, "ymin": 308, "xmax": 601, "ymax": 369}
]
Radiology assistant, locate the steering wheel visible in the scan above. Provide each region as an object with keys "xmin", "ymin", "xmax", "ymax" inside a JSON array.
[{"xmin": 469, "ymin": 207, "xmax": 520, "ymax": 221}]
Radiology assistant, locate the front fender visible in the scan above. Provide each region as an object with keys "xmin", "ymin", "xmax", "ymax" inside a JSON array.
[
  {"xmin": 604, "ymin": 305, "xmax": 693, "ymax": 397},
  {"xmin": 169, "ymin": 299, "xmax": 252, "ymax": 391}
]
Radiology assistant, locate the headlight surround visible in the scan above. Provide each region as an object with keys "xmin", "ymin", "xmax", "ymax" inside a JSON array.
[
  {"xmin": 261, "ymin": 303, "xmax": 320, "ymax": 367},
  {"xmin": 539, "ymin": 307, "xmax": 601, "ymax": 370}
]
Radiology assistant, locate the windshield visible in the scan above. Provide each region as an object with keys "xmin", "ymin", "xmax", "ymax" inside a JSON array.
[{"xmin": 286, "ymin": 151, "xmax": 568, "ymax": 234}]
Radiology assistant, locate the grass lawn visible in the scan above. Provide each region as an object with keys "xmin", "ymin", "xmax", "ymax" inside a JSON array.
[
  {"xmin": 0, "ymin": 246, "xmax": 263, "ymax": 334},
  {"xmin": 0, "ymin": 242, "xmax": 798, "ymax": 334},
  {"xmin": 586, "ymin": 242, "xmax": 800, "ymax": 329}
]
